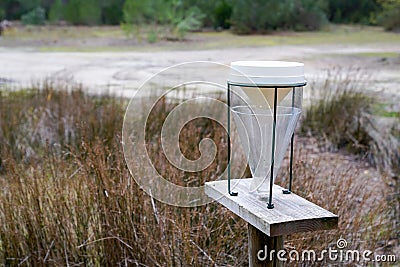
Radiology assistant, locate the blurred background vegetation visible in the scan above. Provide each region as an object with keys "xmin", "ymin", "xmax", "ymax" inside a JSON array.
[{"xmin": 0, "ymin": 0, "xmax": 399, "ymax": 38}]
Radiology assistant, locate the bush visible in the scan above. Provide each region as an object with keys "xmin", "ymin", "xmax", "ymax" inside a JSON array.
[
  {"xmin": 229, "ymin": 0, "xmax": 327, "ymax": 34},
  {"xmin": 378, "ymin": 0, "xmax": 400, "ymax": 31},
  {"xmin": 292, "ymin": 0, "xmax": 328, "ymax": 31},
  {"xmin": 21, "ymin": 6, "xmax": 46, "ymax": 25},
  {"xmin": 101, "ymin": 0, "xmax": 124, "ymax": 25},
  {"xmin": 64, "ymin": 0, "xmax": 101, "ymax": 25},
  {"xmin": 122, "ymin": 0, "xmax": 205, "ymax": 41},
  {"xmin": 214, "ymin": 0, "xmax": 232, "ymax": 29},
  {"xmin": 0, "ymin": 8, "xmax": 5, "ymax": 21},
  {"xmin": 327, "ymin": 0, "xmax": 381, "ymax": 24},
  {"xmin": 48, "ymin": 0, "xmax": 63, "ymax": 23},
  {"xmin": 170, "ymin": 6, "xmax": 205, "ymax": 39}
]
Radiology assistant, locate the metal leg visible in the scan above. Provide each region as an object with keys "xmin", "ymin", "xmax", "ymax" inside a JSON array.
[
  {"xmin": 267, "ymin": 87, "xmax": 278, "ymax": 209},
  {"xmin": 227, "ymin": 83, "xmax": 238, "ymax": 196},
  {"xmin": 283, "ymin": 87, "xmax": 296, "ymax": 195}
]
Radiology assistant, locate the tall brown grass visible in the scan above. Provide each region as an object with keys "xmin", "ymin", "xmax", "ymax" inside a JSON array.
[
  {"xmin": 0, "ymin": 82, "xmax": 397, "ymax": 266},
  {"xmin": 300, "ymin": 69, "xmax": 400, "ymax": 174}
]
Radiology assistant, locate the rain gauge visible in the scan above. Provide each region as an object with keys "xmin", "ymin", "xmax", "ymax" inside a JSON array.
[
  {"xmin": 227, "ymin": 61, "xmax": 305, "ymax": 209},
  {"xmin": 205, "ymin": 61, "xmax": 338, "ymax": 266}
]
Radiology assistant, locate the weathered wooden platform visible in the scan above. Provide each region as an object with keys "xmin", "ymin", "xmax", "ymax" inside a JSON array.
[{"xmin": 205, "ymin": 178, "xmax": 338, "ymax": 237}]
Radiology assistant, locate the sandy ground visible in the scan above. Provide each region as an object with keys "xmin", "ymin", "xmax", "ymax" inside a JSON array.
[{"xmin": 1, "ymin": 42, "xmax": 399, "ymax": 106}]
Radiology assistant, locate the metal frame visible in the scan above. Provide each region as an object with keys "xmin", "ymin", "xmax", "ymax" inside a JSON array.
[
  {"xmin": 282, "ymin": 87, "xmax": 296, "ymax": 195},
  {"xmin": 227, "ymin": 82, "xmax": 306, "ymax": 209}
]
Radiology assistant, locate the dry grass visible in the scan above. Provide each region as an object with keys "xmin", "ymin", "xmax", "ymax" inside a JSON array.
[
  {"xmin": 0, "ymin": 81, "xmax": 398, "ymax": 266},
  {"xmin": 276, "ymin": 138, "xmax": 398, "ymax": 266},
  {"xmin": 0, "ymin": 84, "xmax": 248, "ymax": 266},
  {"xmin": 300, "ymin": 69, "xmax": 400, "ymax": 175}
]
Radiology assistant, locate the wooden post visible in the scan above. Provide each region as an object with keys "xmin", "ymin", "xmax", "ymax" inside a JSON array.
[
  {"xmin": 205, "ymin": 178, "xmax": 338, "ymax": 266},
  {"xmin": 248, "ymin": 224, "xmax": 283, "ymax": 267}
]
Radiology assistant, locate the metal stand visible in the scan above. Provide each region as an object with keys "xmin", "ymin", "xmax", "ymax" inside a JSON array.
[
  {"xmin": 283, "ymin": 87, "xmax": 296, "ymax": 195},
  {"xmin": 267, "ymin": 87, "xmax": 278, "ymax": 209},
  {"xmin": 227, "ymin": 83, "xmax": 238, "ymax": 196},
  {"xmin": 227, "ymin": 82, "xmax": 305, "ymax": 207}
]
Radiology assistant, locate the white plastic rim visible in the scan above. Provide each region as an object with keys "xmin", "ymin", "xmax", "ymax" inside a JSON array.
[{"xmin": 229, "ymin": 61, "xmax": 306, "ymax": 86}]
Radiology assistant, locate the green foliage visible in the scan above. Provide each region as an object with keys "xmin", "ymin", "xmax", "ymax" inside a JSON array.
[
  {"xmin": 0, "ymin": 0, "xmax": 393, "ymax": 33},
  {"xmin": 230, "ymin": 0, "xmax": 328, "ymax": 34},
  {"xmin": 80, "ymin": 0, "xmax": 102, "ymax": 25},
  {"xmin": 122, "ymin": 0, "xmax": 204, "ymax": 41},
  {"xmin": 214, "ymin": 0, "xmax": 232, "ymax": 29},
  {"xmin": 378, "ymin": 0, "xmax": 400, "ymax": 31},
  {"xmin": 0, "ymin": 8, "xmax": 5, "ymax": 20},
  {"xmin": 0, "ymin": 0, "xmax": 398, "ymax": 33},
  {"xmin": 0, "ymin": 0, "xmax": 42, "ymax": 20},
  {"xmin": 64, "ymin": 0, "xmax": 101, "ymax": 25},
  {"xmin": 64, "ymin": 0, "xmax": 80, "ymax": 24},
  {"xmin": 122, "ymin": 0, "xmax": 148, "ymax": 25},
  {"xmin": 165, "ymin": 2, "xmax": 205, "ymax": 39},
  {"xmin": 21, "ymin": 6, "xmax": 46, "ymax": 25},
  {"xmin": 48, "ymin": 0, "xmax": 63, "ymax": 23},
  {"xmin": 179, "ymin": 0, "xmax": 220, "ymax": 28},
  {"xmin": 293, "ymin": 0, "xmax": 329, "ymax": 31},
  {"xmin": 121, "ymin": 0, "xmax": 150, "ymax": 38},
  {"xmin": 147, "ymin": 27, "xmax": 159, "ymax": 43},
  {"xmin": 327, "ymin": 0, "xmax": 381, "ymax": 24},
  {"xmin": 101, "ymin": 0, "xmax": 124, "ymax": 25}
]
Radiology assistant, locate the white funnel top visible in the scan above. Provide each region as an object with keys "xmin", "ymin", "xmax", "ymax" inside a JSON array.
[
  {"xmin": 229, "ymin": 61, "xmax": 306, "ymax": 108},
  {"xmin": 229, "ymin": 61, "xmax": 306, "ymax": 86}
]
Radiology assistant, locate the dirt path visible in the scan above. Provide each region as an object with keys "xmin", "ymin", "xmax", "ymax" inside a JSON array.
[{"xmin": 1, "ymin": 43, "xmax": 399, "ymax": 105}]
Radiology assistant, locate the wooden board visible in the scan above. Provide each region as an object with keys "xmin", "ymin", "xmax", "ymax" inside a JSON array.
[{"xmin": 205, "ymin": 178, "xmax": 338, "ymax": 237}]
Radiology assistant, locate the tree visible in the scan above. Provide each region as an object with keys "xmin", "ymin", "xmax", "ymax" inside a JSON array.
[
  {"xmin": 122, "ymin": 0, "xmax": 204, "ymax": 40},
  {"xmin": 21, "ymin": 6, "xmax": 46, "ymax": 25},
  {"xmin": 327, "ymin": 0, "xmax": 380, "ymax": 24},
  {"xmin": 378, "ymin": 0, "xmax": 400, "ymax": 31},
  {"xmin": 229, "ymin": 0, "xmax": 327, "ymax": 34},
  {"xmin": 64, "ymin": 0, "xmax": 101, "ymax": 25},
  {"xmin": 49, "ymin": 0, "xmax": 63, "ymax": 23},
  {"xmin": 0, "ymin": 0, "xmax": 41, "ymax": 20},
  {"xmin": 214, "ymin": 0, "xmax": 232, "ymax": 29},
  {"xmin": 100, "ymin": 0, "xmax": 125, "ymax": 25}
]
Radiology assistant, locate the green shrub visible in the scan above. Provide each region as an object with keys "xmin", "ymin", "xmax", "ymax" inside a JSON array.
[
  {"xmin": 64, "ymin": 0, "xmax": 101, "ymax": 25},
  {"xmin": 101, "ymin": 0, "xmax": 124, "ymax": 25},
  {"xmin": 147, "ymin": 27, "xmax": 159, "ymax": 43},
  {"xmin": 21, "ymin": 6, "xmax": 46, "ymax": 25},
  {"xmin": 378, "ymin": 0, "xmax": 400, "ymax": 31},
  {"xmin": 48, "ymin": 0, "xmax": 63, "ymax": 23},
  {"xmin": 170, "ymin": 6, "xmax": 205, "ymax": 39},
  {"xmin": 327, "ymin": 0, "xmax": 381, "ymax": 24},
  {"xmin": 214, "ymin": 0, "xmax": 232, "ymax": 29},
  {"xmin": 0, "ymin": 8, "xmax": 5, "ymax": 21},
  {"xmin": 122, "ymin": 0, "xmax": 204, "ymax": 41},
  {"xmin": 229, "ymin": 0, "xmax": 327, "ymax": 34},
  {"xmin": 292, "ymin": 0, "xmax": 328, "ymax": 31}
]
